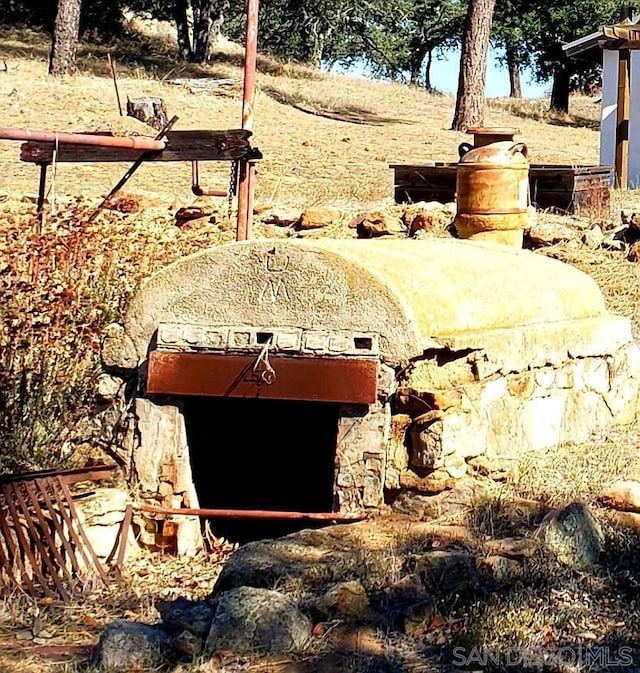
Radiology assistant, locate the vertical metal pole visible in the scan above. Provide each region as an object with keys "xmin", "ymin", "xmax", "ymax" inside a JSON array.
[
  {"xmin": 236, "ymin": 0, "xmax": 259, "ymax": 241},
  {"xmin": 36, "ymin": 162, "xmax": 48, "ymax": 234}
]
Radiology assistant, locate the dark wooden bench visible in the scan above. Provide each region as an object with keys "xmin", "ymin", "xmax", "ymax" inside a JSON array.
[{"xmin": 390, "ymin": 163, "xmax": 614, "ymax": 217}]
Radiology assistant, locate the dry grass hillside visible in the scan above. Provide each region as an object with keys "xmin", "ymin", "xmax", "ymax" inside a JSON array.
[
  {"xmin": 1, "ymin": 21, "xmax": 640, "ymax": 673},
  {"xmin": 0, "ymin": 25, "xmax": 605, "ymax": 208}
]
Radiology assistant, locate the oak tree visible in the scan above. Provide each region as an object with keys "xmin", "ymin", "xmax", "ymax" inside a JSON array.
[
  {"xmin": 451, "ymin": 0, "xmax": 496, "ymax": 130},
  {"xmin": 49, "ymin": 0, "xmax": 82, "ymax": 75}
]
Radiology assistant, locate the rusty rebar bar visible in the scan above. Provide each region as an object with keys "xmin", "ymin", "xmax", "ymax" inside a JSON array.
[
  {"xmin": 138, "ymin": 504, "xmax": 366, "ymax": 521},
  {"xmin": 0, "ymin": 127, "xmax": 166, "ymax": 150},
  {"xmin": 106, "ymin": 52, "xmax": 123, "ymax": 116}
]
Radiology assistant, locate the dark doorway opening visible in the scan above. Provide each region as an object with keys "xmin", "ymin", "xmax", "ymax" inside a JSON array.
[{"xmin": 184, "ymin": 396, "xmax": 340, "ymax": 542}]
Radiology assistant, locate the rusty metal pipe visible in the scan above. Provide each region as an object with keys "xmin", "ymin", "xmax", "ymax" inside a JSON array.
[
  {"xmin": 241, "ymin": 0, "xmax": 259, "ymax": 133},
  {"xmin": 236, "ymin": 0, "xmax": 259, "ymax": 241},
  {"xmin": 138, "ymin": 503, "xmax": 366, "ymax": 522},
  {"xmin": 0, "ymin": 127, "xmax": 166, "ymax": 151}
]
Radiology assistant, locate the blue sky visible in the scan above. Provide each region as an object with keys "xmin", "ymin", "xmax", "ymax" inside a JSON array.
[
  {"xmin": 430, "ymin": 47, "xmax": 550, "ymax": 98},
  {"xmin": 334, "ymin": 47, "xmax": 550, "ymax": 99}
]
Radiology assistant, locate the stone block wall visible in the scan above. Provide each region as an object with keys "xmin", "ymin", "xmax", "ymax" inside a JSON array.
[{"xmin": 389, "ymin": 340, "xmax": 640, "ymax": 493}]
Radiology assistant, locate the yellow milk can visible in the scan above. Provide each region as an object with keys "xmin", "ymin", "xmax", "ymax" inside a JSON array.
[{"xmin": 454, "ymin": 140, "xmax": 530, "ymax": 247}]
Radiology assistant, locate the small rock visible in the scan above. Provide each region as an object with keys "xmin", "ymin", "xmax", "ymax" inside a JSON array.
[
  {"xmin": 484, "ymin": 537, "xmax": 538, "ymax": 559},
  {"xmin": 297, "ymin": 207, "xmax": 340, "ymax": 230},
  {"xmin": 538, "ymin": 502, "xmax": 604, "ymax": 570},
  {"xmin": 477, "ymin": 555, "xmax": 524, "ymax": 586},
  {"xmin": 628, "ymin": 241, "xmax": 640, "ymax": 262},
  {"xmin": 262, "ymin": 209, "xmax": 300, "ymax": 227},
  {"xmin": 205, "ymin": 587, "xmax": 311, "ymax": 656},
  {"xmin": 525, "ymin": 221, "xmax": 576, "ymax": 248},
  {"xmin": 582, "ymin": 225, "xmax": 604, "ymax": 248},
  {"xmin": 101, "ymin": 323, "xmax": 138, "ymax": 371},
  {"xmin": 312, "ymin": 580, "xmax": 371, "ymax": 621},
  {"xmin": 352, "ymin": 210, "xmax": 404, "ymax": 237},
  {"xmin": 92, "ymin": 621, "xmax": 172, "ymax": 673},
  {"xmin": 412, "ymin": 550, "xmax": 479, "ymax": 595},
  {"xmin": 96, "ymin": 374, "xmax": 123, "ymax": 402},
  {"xmin": 601, "ymin": 480, "xmax": 640, "ymax": 512},
  {"xmin": 157, "ymin": 597, "xmax": 214, "ymax": 639}
]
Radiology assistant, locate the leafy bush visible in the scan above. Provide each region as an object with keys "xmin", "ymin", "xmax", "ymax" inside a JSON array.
[{"xmin": 0, "ymin": 196, "xmax": 229, "ymax": 474}]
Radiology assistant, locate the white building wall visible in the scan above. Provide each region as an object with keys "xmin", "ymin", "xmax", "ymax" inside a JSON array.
[{"xmin": 600, "ymin": 49, "xmax": 618, "ymax": 172}]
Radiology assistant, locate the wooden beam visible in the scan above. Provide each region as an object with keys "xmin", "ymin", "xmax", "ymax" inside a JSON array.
[
  {"xmin": 20, "ymin": 129, "xmax": 254, "ymax": 164},
  {"xmin": 616, "ymin": 48, "xmax": 631, "ymax": 189}
]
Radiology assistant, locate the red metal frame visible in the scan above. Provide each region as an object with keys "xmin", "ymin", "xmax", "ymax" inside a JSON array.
[{"xmin": 236, "ymin": 0, "xmax": 259, "ymax": 241}]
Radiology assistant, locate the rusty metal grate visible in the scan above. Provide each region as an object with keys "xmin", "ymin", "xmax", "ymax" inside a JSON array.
[{"xmin": 0, "ymin": 466, "xmax": 119, "ymax": 601}]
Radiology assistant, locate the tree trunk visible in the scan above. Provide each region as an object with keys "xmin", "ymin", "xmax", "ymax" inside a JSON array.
[
  {"xmin": 506, "ymin": 44, "xmax": 522, "ymax": 98},
  {"xmin": 409, "ymin": 43, "xmax": 428, "ymax": 87},
  {"xmin": 425, "ymin": 49, "xmax": 433, "ymax": 91},
  {"xmin": 451, "ymin": 0, "xmax": 497, "ymax": 131},
  {"xmin": 49, "ymin": 0, "xmax": 82, "ymax": 76},
  {"xmin": 192, "ymin": 0, "xmax": 223, "ymax": 63},
  {"xmin": 173, "ymin": 0, "xmax": 192, "ymax": 61},
  {"xmin": 550, "ymin": 63, "xmax": 570, "ymax": 113}
]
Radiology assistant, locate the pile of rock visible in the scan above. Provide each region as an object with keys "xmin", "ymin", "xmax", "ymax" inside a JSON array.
[{"xmin": 91, "ymin": 498, "xmax": 610, "ymax": 672}]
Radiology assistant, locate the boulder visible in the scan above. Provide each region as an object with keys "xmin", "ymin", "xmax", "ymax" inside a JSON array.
[
  {"xmin": 205, "ymin": 587, "xmax": 311, "ymax": 655},
  {"xmin": 538, "ymin": 502, "xmax": 604, "ymax": 570},
  {"xmin": 91, "ymin": 621, "xmax": 172, "ymax": 672}
]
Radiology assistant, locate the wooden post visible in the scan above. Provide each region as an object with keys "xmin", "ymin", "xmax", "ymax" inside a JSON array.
[{"xmin": 616, "ymin": 48, "xmax": 631, "ymax": 189}]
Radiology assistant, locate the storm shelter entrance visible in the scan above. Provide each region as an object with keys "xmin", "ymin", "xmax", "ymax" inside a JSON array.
[{"xmin": 184, "ymin": 396, "xmax": 340, "ymax": 538}]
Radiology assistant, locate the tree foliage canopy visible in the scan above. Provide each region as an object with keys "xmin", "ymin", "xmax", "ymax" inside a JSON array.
[{"xmin": 1, "ymin": 0, "xmax": 636, "ymax": 108}]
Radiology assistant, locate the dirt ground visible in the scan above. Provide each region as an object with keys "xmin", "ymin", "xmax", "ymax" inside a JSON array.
[{"xmin": 2, "ymin": 22, "xmax": 640, "ymax": 673}]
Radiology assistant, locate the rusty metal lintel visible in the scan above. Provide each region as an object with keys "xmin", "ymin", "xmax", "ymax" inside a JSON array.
[
  {"xmin": 138, "ymin": 504, "xmax": 366, "ymax": 521},
  {"xmin": 146, "ymin": 351, "xmax": 378, "ymax": 404}
]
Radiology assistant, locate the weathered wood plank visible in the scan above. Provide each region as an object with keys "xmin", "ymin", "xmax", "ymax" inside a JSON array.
[
  {"xmin": 391, "ymin": 163, "xmax": 613, "ymax": 215},
  {"xmin": 20, "ymin": 129, "xmax": 254, "ymax": 163}
]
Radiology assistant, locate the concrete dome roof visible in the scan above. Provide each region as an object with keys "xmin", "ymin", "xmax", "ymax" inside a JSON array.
[{"xmin": 124, "ymin": 238, "xmax": 608, "ymax": 364}]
